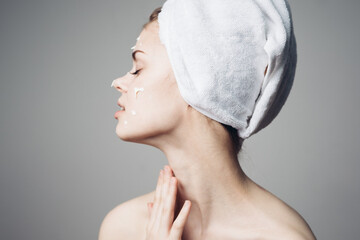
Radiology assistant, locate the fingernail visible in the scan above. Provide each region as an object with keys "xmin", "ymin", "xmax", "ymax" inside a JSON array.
[{"xmin": 185, "ymin": 200, "xmax": 190, "ymax": 207}]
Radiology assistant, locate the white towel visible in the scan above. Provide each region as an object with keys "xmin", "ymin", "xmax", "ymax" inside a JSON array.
[{"xmin": 157, "ymin": 0, "xmax": 297, "ymax": 140}]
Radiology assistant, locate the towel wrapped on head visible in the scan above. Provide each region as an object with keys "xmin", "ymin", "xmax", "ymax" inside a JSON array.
[{"xmin": 157, "ymin": 0, "xmax": 297, "ymax": 141}]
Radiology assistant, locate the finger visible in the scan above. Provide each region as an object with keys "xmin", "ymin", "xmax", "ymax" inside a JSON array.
[
  {"xmin": 167, "ymin": 165, "xmax": 175, "ymax": 176},
  {"xmin": 148, "ymin": 169, "xmax": 163, "ymax": 229},
  {"xmin": 170, "ymin": 200, "xmax": 191, "ymax": 239},
  {"xmin": 147, "ymin": 202, "xmax": 153, "ymax": 217},
  {"xmin": 158, "ymin": 165, "xmax": 171, "ymax": 232},
  {"xmin": 153, "ymin": 168, "xmax": 168, "ymax": 232},
  {"xmin": 154, "ymin": 169, "xmax": 164, "ymax": 203},
  {"xmin": 162, "ymin": 176, "xmax": 178, "ymax": 228},
  {"xmin": 162, "ymin": 165, "xmax": 171, "ymax": 200}
]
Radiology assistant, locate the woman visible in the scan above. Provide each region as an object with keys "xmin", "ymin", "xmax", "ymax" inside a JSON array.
[{"xmin": 99, "ymin": 0, "xmax": 316, "ymax": 239}]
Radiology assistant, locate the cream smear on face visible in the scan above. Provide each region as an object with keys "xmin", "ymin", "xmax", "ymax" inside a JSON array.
[
  {"xmin": 122, "ymin": 87, "xmax": 143, "ymax": 125},
  {"xmin": 124, "ymin": 87, "xmax": 144, "ymax": 126},
  {"xmin": 113, "ymin": 35, "xmax": 144, "ymax": 126},
  {"xmin": 131, "ymin": 36, "xmax": 141, "ymax": 51},
  {"xmin": 134, "ymin": 87, "xmax": 144, "ymax": 98}
]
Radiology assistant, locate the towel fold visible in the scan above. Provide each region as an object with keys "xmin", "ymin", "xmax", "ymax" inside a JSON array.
[{"xmin": 157, "ymin": 0, "xmax": 297, "ymax": 140}]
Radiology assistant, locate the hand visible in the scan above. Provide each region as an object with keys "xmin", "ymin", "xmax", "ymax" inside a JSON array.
[{"xmin": 145, "ymin": 165, "xmax": 192, "ymax": 240}]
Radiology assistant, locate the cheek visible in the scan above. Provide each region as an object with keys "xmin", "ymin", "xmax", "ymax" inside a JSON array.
[
  {"xmin": 144, "ymin": 87, "xmax": 180, "ymax": 115},
  {"xmin": 137, "ymin": 84, "xmax": 184, "ymax": 128}
]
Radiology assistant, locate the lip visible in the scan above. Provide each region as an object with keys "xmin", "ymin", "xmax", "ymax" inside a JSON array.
[
  {"xmin": 115, "ymin": 100, "xmax": 126, "ymax": 119},
  {"xmin": 114, "ymin": 110, "xmax": 125, "ymax": 119},
  {"xmin": 117, "ymin": 101, "xmax": 126, "ymax": 109}
]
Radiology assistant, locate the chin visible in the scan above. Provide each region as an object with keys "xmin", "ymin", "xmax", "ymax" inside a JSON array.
[
  {"xmin": 115, "ymin": 121, "xmax": 169, "ymax": 146},
  {"xmin": 115, "ymin": 123, "xmax": 137, "ymax": 142},
  {"xmin": 115, "ymin": 122, "xmax": 148, "ymax": 142}
]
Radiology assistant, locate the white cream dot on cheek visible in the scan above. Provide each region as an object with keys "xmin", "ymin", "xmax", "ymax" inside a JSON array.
[
  {"xmin": 136, "ymin": 36, "xmax": 140, "ymax": 41},
  {"xmin": 134, "ymin": 87, "xmax": 144, "ymax": 98},
  {"xmin": 124, "ymin": 120, "xmax": 128, "ymax": 125},
  {"xmin": 131, "ymin": 110, "xmax": 136, "ymax": 115}
]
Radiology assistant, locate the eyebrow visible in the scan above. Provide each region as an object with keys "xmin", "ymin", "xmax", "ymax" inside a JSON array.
[{"xmin": 132, "ymin": 50, "xmax": 145, "ymax": 61}]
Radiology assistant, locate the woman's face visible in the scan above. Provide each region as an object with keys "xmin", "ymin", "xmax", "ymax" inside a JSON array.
[{"xmin": 112, "ymin": 21, "xmax": 187, "ymax": 144}]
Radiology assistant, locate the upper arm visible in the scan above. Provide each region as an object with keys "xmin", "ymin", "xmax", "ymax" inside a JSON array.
[
  {"xmin": 98, "ymin": 193, "xmax": 153, "ymax": 240},
  {"xmin": 280, "ymin": 230, "xmax": 316, "ymax": 240},
  {"xmin": 98, "ymin": 204, "xmax": 125, "ymax": 240},
  {"xmin": 98, "ymin": 201, "xmax": 141, "ymax": 240}
]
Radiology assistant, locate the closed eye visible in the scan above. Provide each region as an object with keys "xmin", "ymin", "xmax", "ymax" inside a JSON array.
[{"xmin": 130, "ymin": 69, "xmax": 141, "ymax": 75}]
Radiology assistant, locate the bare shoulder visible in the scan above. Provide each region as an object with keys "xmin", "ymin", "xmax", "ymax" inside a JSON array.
[
  {"xmin": 272, "ymin": 199, "xmax": 316, "ymax": 239},
  {"xmin": 255, "ymin": 189, "xmax": 317, "ymax": 240},
  {"xmin": 98, "ymin": 191, "xmax": 155, "ymax": 240}
]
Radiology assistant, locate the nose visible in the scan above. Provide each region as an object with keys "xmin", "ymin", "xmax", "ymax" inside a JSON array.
[{"xmin": 111, "ymin": 75, "xmax": 129, "ymax": 93}]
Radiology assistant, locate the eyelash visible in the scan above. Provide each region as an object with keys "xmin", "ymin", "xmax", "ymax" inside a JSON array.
[{"xmin": 130, "ymin": 69, "xmax": 141, "ymax": 75}]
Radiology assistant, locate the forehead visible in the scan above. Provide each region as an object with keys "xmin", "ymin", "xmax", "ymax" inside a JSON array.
[{"xmin": 136, "ymin": 22, "xmax": 163, "ymax": 54}]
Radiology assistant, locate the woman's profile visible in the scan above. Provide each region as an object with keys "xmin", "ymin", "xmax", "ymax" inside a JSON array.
[{"xmin": 99, "ymin": 0, "xmax": 316, "ymax": 239}]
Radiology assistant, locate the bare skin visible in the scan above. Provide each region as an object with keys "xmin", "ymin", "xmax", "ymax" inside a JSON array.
[
  {"xmin": 99, "ymin": 167, "xmax": 316, "ymax": 240},
  {"xmin": 99, "ymin": 21, "xmax": 316, "ymax": 240}
]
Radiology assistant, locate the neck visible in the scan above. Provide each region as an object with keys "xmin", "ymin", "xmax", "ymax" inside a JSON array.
[{"xmin": 153, "ymin": 118, "xmax": 253, "ymax": 235}]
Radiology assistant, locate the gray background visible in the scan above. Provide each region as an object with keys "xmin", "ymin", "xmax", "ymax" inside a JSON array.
[{"xmin": 0, "ymin": 0, "xmax": 359, "ymax": 239}]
